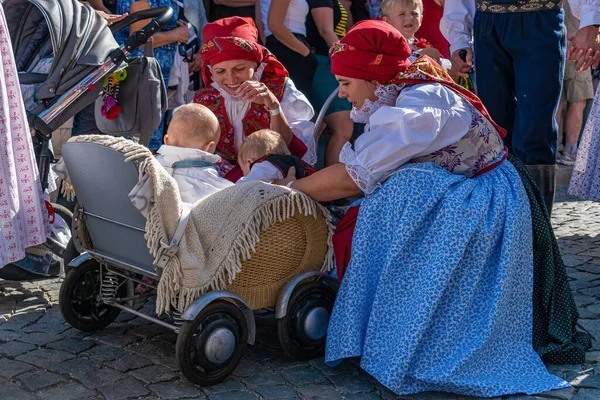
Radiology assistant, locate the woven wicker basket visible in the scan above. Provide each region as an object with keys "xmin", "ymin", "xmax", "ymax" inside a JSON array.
[{"xmin": 226, "ymin": 210, "xmax": 330, "ymax": 310}]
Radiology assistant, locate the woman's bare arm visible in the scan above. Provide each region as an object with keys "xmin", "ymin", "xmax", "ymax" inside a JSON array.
[
  {"xmin": 311, "ymin": 7, "xmax": 339, "ymax": 47},
  {"xmin": 267, "ymin": 0, "xmax": 311, "ymax": 56},
  {"xmin": 287, "ymin": 163, "xmax": 362, "ymax": 202},
  {"xmin": 129, "ymin": 1, "xmax": 188, "ymax": 48}
]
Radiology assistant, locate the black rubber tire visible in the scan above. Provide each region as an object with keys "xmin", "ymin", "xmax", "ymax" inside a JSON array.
[
  {"xmin": 277, "ymin": 280, "xmax": 336, "ymax": 361},
  {"xmin": 176, "ymin": 300, "xmax": 248, "ymax": 386},
  {"xmin": 59, "ymin": 260, "xmax": 122, "ymax": 332}
]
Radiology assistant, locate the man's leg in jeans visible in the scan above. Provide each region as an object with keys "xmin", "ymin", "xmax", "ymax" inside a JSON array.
[
  {"xmin": 508, "ymin": 9, "xmax": 565, "ymax": 214},
  {"xmin": 474, "ymin": 12, "xmax": 516, "ymax": 149}
]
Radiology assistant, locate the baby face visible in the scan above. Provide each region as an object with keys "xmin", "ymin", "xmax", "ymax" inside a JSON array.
[{"xmin": 384, "ymin": 2, "xmax": 423, "ymax": 40}]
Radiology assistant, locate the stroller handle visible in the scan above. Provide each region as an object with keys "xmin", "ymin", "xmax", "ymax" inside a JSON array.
[
  {"xmin": 109, "ymin": 6, "xmax": 174, "ymax": 63},
  {"xmin": 109, "ymin": 6, "xmax": 174, "ymax": 35}
]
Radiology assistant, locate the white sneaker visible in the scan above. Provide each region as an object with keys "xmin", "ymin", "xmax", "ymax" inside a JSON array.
[{"xmin": 557, "ymin": 152, "xmax": 576, "ymax": 166}]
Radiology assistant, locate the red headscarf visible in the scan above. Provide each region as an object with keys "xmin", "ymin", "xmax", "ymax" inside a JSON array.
[
  {"xmin": 329, "ymin": 20, "xmax": 412, "ymax": 83},
  {"xmin": 200, "ymin": 17, "xmax": 288, "ymax": 87}
]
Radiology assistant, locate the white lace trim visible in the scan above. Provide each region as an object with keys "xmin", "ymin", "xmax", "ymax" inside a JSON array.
[
  {"xmin": 339, "ymin": 142, "xmax": 379, "ymax": 194},
  {"xmin": 294, "ymin": 127, "xmax": 318, "ymax": 165},
  {"xmin": 209, "ymin": 62, "xmax": 267, "ymax": 100},
  {"xmin": 350, "ymin": 84, "xmax": 402, "ymax": 124}
]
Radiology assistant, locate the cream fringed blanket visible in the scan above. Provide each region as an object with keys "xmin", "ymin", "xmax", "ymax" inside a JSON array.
[{"xmin": 64, "ymin": 135, "xmax": 333, "ymax": 315}]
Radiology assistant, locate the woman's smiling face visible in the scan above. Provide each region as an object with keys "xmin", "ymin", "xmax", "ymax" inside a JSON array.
[
  {"xmin": 335, "ymin": 76, "xmax": 378, "ymax": 109},
  {"xmin": 211, "ymin": 60, "xmax": 258, "ymax": 95}
]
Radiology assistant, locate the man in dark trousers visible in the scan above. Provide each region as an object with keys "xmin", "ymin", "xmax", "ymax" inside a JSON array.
[{"xmin": 441, "ymin": 0, "xmax": 565, "ymax": 214}]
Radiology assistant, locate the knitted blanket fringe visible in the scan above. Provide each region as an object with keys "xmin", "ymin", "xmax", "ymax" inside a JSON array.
[{"xmin": 66, "ymin": 135, "xmax": 334, "ymax": 315}]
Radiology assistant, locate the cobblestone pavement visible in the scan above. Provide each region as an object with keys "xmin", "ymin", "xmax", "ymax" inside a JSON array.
[{"xmin": 1, "ymin": 185, "xmax": 600, "ymax": 400}]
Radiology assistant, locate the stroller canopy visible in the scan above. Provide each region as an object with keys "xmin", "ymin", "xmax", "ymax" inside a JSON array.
[{"xmin": 4, "ymin": 0, "xmax": 119, "ymax": 99}]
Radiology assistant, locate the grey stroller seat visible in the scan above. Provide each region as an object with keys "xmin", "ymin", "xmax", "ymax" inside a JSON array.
[{"xmin": 62, "ymin": 141, "xmax": 155, "ymax": 274}]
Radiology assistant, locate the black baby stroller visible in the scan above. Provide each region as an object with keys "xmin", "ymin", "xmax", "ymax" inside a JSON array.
[{"xmin": 0, "ymin": 0, "xmax": 172, "ymax": 280}]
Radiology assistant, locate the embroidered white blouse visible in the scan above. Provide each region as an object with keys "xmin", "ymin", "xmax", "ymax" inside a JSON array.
[
  {"xmin": 440, "ymin": 0, "xmax": 600, "ymax": 54},
  {"xmin": 340, "ymin": 83, "xmax": 473, "ymax": 194},
  {"xmin": 211, "ymin": 63, "xmax": 317, "ymax": 165}
]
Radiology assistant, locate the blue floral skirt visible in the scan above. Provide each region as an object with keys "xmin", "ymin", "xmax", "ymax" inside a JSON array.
[{"xmin": 325, "ymin": 161, "xmax": 568, "ymax": 397}]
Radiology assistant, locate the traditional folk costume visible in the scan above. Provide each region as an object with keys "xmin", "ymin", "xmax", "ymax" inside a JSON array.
[
  {"xmin": 441, "ymin": 0, "xmax": 565, "ymax": 214},
  {"xmin": 568, "ymin": 0, "xmax": 600, "ymax": 200},
  {"xmin": 194, "ymin": 17, "xmax": 316, "ymax": 183},
  {"xmin": 324, "ymin": 20, "xmax": 575, "ymax": 397},
  {"xmin": 0, "ymin": 7, "xmax": 50, "ymax": 268}
]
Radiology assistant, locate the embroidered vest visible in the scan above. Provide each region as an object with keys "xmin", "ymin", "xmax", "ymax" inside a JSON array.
[
  {"xmin": 194, "ymin": 73, "xmax": 287, "ymax": 162},
  {"xmin": 475, "ymin": 0, "xmax": 562, "ymax": 13},
  {"xmin": 412, "ymin": 105, "xmax": 505, "ymax": 177}
]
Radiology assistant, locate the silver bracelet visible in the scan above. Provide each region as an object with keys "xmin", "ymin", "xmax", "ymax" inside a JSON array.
[{"xmin": 269, "ymin": 106, "xmax": 282, "ymax": 116}]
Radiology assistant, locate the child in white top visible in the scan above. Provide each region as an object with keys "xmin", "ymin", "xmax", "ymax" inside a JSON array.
[
  {"xmin": 156, "ymin": 104, "xmax": 233, "ymax": 204},
  {"xmin": 237, "ymin": 129, "xmax": 316, "ymax": 183}
]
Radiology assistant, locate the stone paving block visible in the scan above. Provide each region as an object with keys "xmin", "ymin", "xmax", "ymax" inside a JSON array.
[
  {"xmin": 0, "ymin": 357, "xmax": 35, "ymax": 378},
  {"xmin": 208, "ymin": 391, "xmax": 256, "ymax": 400},
  {"xmin": 569, "ymin": 280, "xmax": 599, "ymax": 292},
  {"xmin": 202, "ymin": 377, "xmax": 245, "ymax": 394},
  {"xmin": 578, "ymin": 308, "xmax": 600, "ymax": 319},
  {"xmin": 576, "ymin": 264, "xmax": 600, "ymax": 274},
  {"xmin": 0, "ymin": 330, "xmax": 22, "ymax": 342},
  {"xmin": 232, "ymin": 358, "xmax": 263, "ymax": 377},
  {"xmin": 10, "ymin": 310, "xmax": 45, "ymax": 323},
  {"xmin": 23, "ymin": 322, "xmax": 70, "ymax": 335},
  {"xmin": 17, "ymin": 369, "xmax": 66, "ymax": 391},
  {"xmin": 574, "ymin": 295, "xmax": 598, "ymax": 307},
  {"xmin": 295, "ymin": 383, "xmax": 344, "ymax": 399},
  {"xmin": 579, "ymin": 319, "xmax": 600, "ymax": 342},
  {"xmin": 580, "ymin": 287, "xmax": 600, "ymax": 298},
  {"xmin": 308, "ymin": 358, "xmax": 359, "ymax": 376},
  {"xmin": 344, "ymin": 392, "xmax": 383, "ymax": 400},
  {"xmin": 281, "ymin": 366, "xmax": 327, "ymax": 387},
  {"xmin": 82, "ymin": 344, "xmax": 129, "ymax": 361},
  {"xmin": 0, "ymin": 320, "xmax": 30, "ymax": 331},
  {"xmin": 129, "ymin": 364, "xmax": 178, "ymax": 383},
  {"xmin": 149, "ymin": 380, "xmax": 205, "ymax": 399},
  {"xmin": 327, "ymin": 373, "xmax": 375, "ymax": 394},
  {"xmin": 98, "ymin": 376, "xmax": 150, "ymax": 400},
  {"xmin": 127, "ymin": 324, "xmax": 169, "ymax": 339},
  {"xmin": 569, "ymin": 271, "xmax": 600, "ymax": 282},
  {"xmin": 58, "ymin": 362, "xmax": 126, "ymax": 390},
  {"xmin": 89, "ymin": 331, "xmax": 141, "ymax": 347},
  {"xmin": 47, "ymin": 338, "xmax": 95, "ymax": 354},
  {"xmin": 0, "ymin": 382, "xmax": 38, "ymax": 400},
  {"xmin": 573, "ymin": 388, "xmax": 600, "ymax": 400},
  {"xmin": 241, "ymin": 369, "xmax": 286, "ymax": 388},
  {"xmin": 38, "ymin": 382, "xmax": 97, "ymax": 400},
  {"xmin": 585, "ymin": 351, "xmax": 600, "ymax": 363},
  {"xmin": 563, "ymin": 255, "xmax": 593, "ymax": 268},
  {"xmin": 0, "ymin": 340, "xmax": 36, "ymax": 357},
  {"xmin": 106, "ymin": 354, "xmax": 153, "ymax": 372},
  {"xmin": 538, "ymin": 386, "xmax": 577, "ymax": 400},
  {"xmin": 15, "ymin": 348, "xmax": 75, "ymax": 368},
  {"xmin": 254, "ymin": 385, "xmax": 299, "ymax": 399},
  {"xmin": 50, "ymin": 356, "xmax": 101, "ymax": 376},
  {"xmin": 16, "ymin": 332, "xmax": 62, "ymax": 345}
]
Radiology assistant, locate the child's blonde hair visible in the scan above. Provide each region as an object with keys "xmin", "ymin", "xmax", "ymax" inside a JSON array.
[
  {"xmin": 238, "ymin": 129, "xmax": 291, "ymax": 163},
  {"xmin": 167, "ymin": 103, "xmax": 221, "ymax": 148},
  {"xmin": 381, "ymin": 0, "xmax": 423, "ymax": 16}
]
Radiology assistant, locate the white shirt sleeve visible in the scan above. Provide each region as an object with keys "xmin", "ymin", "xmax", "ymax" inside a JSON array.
[
  {"xmin": 569, "ymin": 0, "xmax": 600, "ymax": 28},
  {"xmin": 440, "ymin": 0, "xmax": 476, "ymax": 55},
  {"xmin": 340, "ymin": 84, "xmax": 473, "ymax": 194},
  {"xmin": 279, "ymin": 79, "xmax": 318, "ymax": 165},
  {"xmin": 237, "ymin": 161, "xmax": 284, "ymax": 183}
]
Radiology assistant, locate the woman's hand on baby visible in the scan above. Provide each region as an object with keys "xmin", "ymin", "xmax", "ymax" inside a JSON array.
[
  {"xmin": 273, "ymin": 167, "xmax": 297, "ymax": 187},
  {"xmin": 96, "ymin": 11, "xmax": 128, "ymax": 26},
  {"xmin": 237, "ymin": 81, "xmax": 279, "ymax": 109}
]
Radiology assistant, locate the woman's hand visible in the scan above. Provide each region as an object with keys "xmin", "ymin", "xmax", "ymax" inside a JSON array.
[
  {"xmin": 96, "ymin": 11, "xmax": 128, "ymax": 26},
  {"xmin": 273, "ymin": 167, "xmax": 297, "ymax": 187},
  {"xmin": 173, "ymin": 20, "xmax": 190, "ymax": 44},
  {"xmin": 236, "ymin": 81, "xmax": 279, "ymax": 109},
  {"xmin": 188, "ymin": 52, "xmax": 202, "ymax": 73}
]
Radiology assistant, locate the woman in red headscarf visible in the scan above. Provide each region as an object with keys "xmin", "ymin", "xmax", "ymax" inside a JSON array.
[
  {"xmin": 276, "ymin": 20, "xmax": 584, "ymax": 398},
  {"xmin": 192, "ymin": 16, "xmax": 316, "ymax": 182}
]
